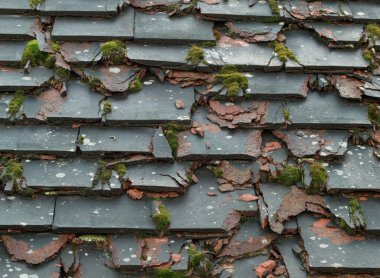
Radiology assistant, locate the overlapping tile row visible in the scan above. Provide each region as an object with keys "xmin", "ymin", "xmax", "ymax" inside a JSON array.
[{"xmin": 0, "ymin": 0, "xmax": 380, "ymax": 277}]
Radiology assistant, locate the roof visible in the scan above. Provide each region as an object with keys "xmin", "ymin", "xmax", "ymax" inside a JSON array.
[{"xmin": 0, "ymin": 0, "xmax": 380, "ymax": 277}]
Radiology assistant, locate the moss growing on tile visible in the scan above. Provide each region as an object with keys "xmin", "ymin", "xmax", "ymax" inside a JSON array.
[
  {"xmin": 1, "ymin": 159, "xmax": 23, "ymax": 186},
  {"xmin": 128, "ymin": 78, "xmax": 143, "ymax": 93},
  {"xmin": 87, "ymin": 76, "xmax": 103, "ymax": 91},
  {"xmin": 282, "ymin": 108, "xmax": 291, "ymax": 122},
  {"xmin": 273, "ymin": 41, "xmax": 299, "ymax": 63},
  {"xmin": 363, "ymin": 48, "xmax": 379, "ymax": 69},
  {"xmin": 186, "ymin": 45, "xmax": 204, "ymax": 65},
  {"xmin": 29, "ymin": 0, "xmax": 44, "ymax": 8},
  {"xmin": 7, "ymin": 90, "xmax": 25, "ymax": 117},
  {"xmin": 152, "ymin": 204, "xmax": 171, "ymax": 234},
  {"xmin": 275, "ymin": 165, "xmax": 303, "ymax": 186},
  {"xmin": 163, "ymin": 126, "xmax": 180, "ymax": 156},
  {"xmin": 366, "ymin": 23, "xmax": 380, "ymax": 40},
  {"xmin": 216, "ymin": 65, "xmax": 249, "ymax": 98},
  {"xmin": 211, "ymin": 166, "xmax": 223, "ymax": 178},
  {"xmin": 368, "ymin": 103, "xmax": 380, "ymax": 126},
  {"xmin": 114, "ymin": 163, "xmax": 126, "ymax": 178},
  {"xmin": 103, "ymin": 99, "xmax": 112, "ymax": 114},
  {"xmin": 92, "ymin": 161, "xmax": 112, "ymax": 186},
  {"xmin": 55, "ymin": 67, "xmax": 71, "ymax": 81},
  {"xmin": 201, "ymin": 41, "xmax": 217, "ymax": 48},
  {"xmin": 307, "ymin": 162, "xmax": 328, "ymax": 195},
  {"xmin": 268, "ymin": 0, "xmax": 279, "ymax": 17},
  {"xmin": 100, "ymin": 40, "xmax": 126, "ymax": 64},
  {"xmin": 155, "ymin": 267, "xmax": 186, "ymax": 278},
  {"xmin": 79, "ymin": 234, "xmax": 107, "ymax": 243},
  {"xmin": 22, "ymin": 40, "xmax": 59, "ymax": 67},
  {"xmin": 188, "ymin": 246, "xmax": 206, "ymax": 268}
]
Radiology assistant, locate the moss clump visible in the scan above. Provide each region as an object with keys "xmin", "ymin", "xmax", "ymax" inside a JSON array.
[
  {"xmin": 268, "ymin": 0, "xmax": 279, "ymax": 17},
  {"xmin": 201, "ymin": 41, "xmax": 217, "ymax": 48},
  {"xmin": 29, "ymin": 0, "xmax": 44, "ymax": 8},
  {"xmin": 186, "ymin": 45, "xmax": 204, "ymax": 65},
  {"xmin": 216, "ymin": 65, "xmax": 248, "ymax": 98},
  {"xmin": 363, "ymin": 49, "xmax": 373, "ymax": 62},
  {"xmin": 163, "ymin": 127, "xmax": 179, "ymax": 156},
  {"xmin": 87, "ymin": 76, "xmax": 103, "ymax": 91},
  {"xmin": 307, "ymin": 162, "xmax": 328, "ymax": 195},
  {"xmin": 79, "ymin": 235, "xmax": 107, "ymax": 242},
  {"xmin": 282, "ymin": 108, "xmax": 291, "ymax": 122},
  {"xmin": 55, "ymin": 67, "xmax": 70, "ymax": 81},
  {"xmin": 368, "ymin": 103, "xmax": 380, "ymax": 126},
  {"xmin": 114, "ymin": 163, "xmax": 126, "ymax": 178},
  {"xmin": 22, "ymin": 40, "xmax": 59, "ymax": 67},
  {"xmin": 103, "ymin": 99, "xmax": 112, "ymax": 114},
  {"xmin": 363, "ymin": 48, "xmax": 379, "ymax": 69},
  {"xmin": 275, "ymin": 165, "xmax": 303, "ymax": 186},
  {"xmin": 128, "ymin": 78, "xmax": 143, "ymax": 93},
  {"xmin": 155, "ymin": 268, "xmax": 186, "ymax": 278},
  {"xmin": 273, "ymin": 41, "xmax": 298, "ymax": 63},
  {"xmin": 92, "ymin": 161, "xmax": 112, "ymax": 186},
  {"xmin": 189, "ymin": 246, "xmax": 206, "ymax": 268},
  {"xmin": 366, "ymin": 23, "xmax": 380, "ymax": 40},
  {"xmin": 1, "ymin": 159, "xmax": 23, "ymax": 185},
  {"xmin": 100, "ymin": 40, "xmax": 126, "ymax": 64},
  {"xmin": 7, "ymin": 90, "xmax": 25, "ymax": 117},
  {"xmin": 211, "ymin": 167, "xmax": 223, "ymax": 178},
  {"xmin": 152, "ymin": 204, "xmax": 171, "ymax": 234}
]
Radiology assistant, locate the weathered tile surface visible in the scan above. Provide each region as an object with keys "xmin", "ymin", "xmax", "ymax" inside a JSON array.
[
  {"xmin": 0, "ymin": 67, "xmax": 53, "ymax": 91},
  {"xmin": 360, "ymin": 198, "xmax": 380, "ymax": 234},
  {"xmin": 0, "ymin": 0, "xmax": 32, "ymax": 14},
  {"xmin": 60, "ymin": 42, "xmax": 102, "ymax": 65},
  {"xmin": 276, "ymin": 236, "xmax": 307, "ymax": 278},
  {"xmin": 0, "ymin": 15, "xmax": 35, "ymax": 40},
  {"xmin": 349, "ymin": 0, "xmax": 380, "ymax": 23},
  {"xmin": 52, "ymin": 8, "xmax": 134, "ymax": 41},
  {"xmin": 0, "ymin": 41, "xmax": 27, "ymax": 64}
]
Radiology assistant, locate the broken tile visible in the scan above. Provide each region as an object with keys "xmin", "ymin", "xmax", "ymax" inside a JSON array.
[
  {"xmin": 226, "ymin": 21, "xmax": 283, "ymax": 43},
  {"xmin": 330, "ymin": 75, "xmax": 364, "ymax": 100},
  {"xmin": 198, "ymin": 0, "xmax": 274, "ymax": 20},
  {"xmin": 134, "ymin": 12, "xmax": 215, "ymax": 44},
  {"xmin": 60, "ymin": 42, "xmax": 102, "ymax": 65},
  {"xmin": 360, "ymin": 198, "xmax": 380, "ymax": 235},
  {"xmin": 79, "ymin": 126, "xmax": 155, "ymax": 156},
  {"xmin": 52, "ymin": 8, "xmax": 134, "ymax": 41},
  {"xmin": 363, "ymin": 76, "xmax": 380, "ymax": 99},
  {"xmin": 327, "ymin": 145, "xmax": 380, "ymax": 192},
  {"xmin": 109, "ymin": 234, "xmax": 142, "ymax": 270},
  {"xmin": 53, "ymin": 195, "xmax": 155, "ymax": 233},
  {"xmin": 285, "ymin": 31, "xmax": 368, "ymax": 71},
  {"xmin": 0, "ymin": 66, "xmax": 53, "ymax": 91},
  {"xmin": 39, "ymin": 0, "xmax": 127, "ymax": 16},
  {"xmin": 0, "ymin": 193, "xmax": 55, "ymax": 231},
  {"xmin": 152, "ymin": 127, "xmax": 173, "ymax": 161},
  {"xmin": 0, "ymin": 125, "xmax": 78, "ymax": 156},
  {"xmin": 298, "ymin": 214, "xmax": 380, "ymax": 274},
  {"xmin": 276, "ymin": 236, "xmax": 307, "ymax": 278}
]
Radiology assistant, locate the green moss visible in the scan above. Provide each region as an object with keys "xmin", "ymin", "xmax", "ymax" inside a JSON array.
[
  {"xmin": 201, "ymin": 41, "xmax": 217, "ymax": 48},
  {"xmin": 188, "ymin": 246, "xmax": 205, "ymax": 268},
  {"xmin": 152, "ymin": 204, "xmax": 171, "ymax": 234},
  {"xmin": 103, "ymin": 99, "xmax": 112, "ymax": 114},
  {"xmin": 186, "ymin": 45, "xmax": 204, "ymax": 65},
  {"xmin": 366, "ymin": 23, "xmax": 380, "ymax": 40},
  {"xmin": 92, "ymin": 161, "xmax": 112, "ymax": 186},
  {"xmin": 87, "ymin": 76, "xmax": 103, "ymax": 91},
  {"xmin": 114, "ymin": 163, "xmax": 126, "ymax": 178},
  {"xmin": 7, "ymin": 90, "xmax": 25, "ymax": 117},
  {"xmin": 363, "ymin": 49, "xmax": 379, "ymax": 69},
  {"xmin": 22, "ymin": 40, "xmax": 58, "ymax": 67},
  {"xmin": 100, "ymin": 40, "xmax": 126, "ymax": 64},
  {"xmin": 282, "ymin": 108, "xmax": 290, "ymax": 122},
  {"xmin": 163, "ymin": 127, "xmax": 179, "ymax": 156},
  {"xmin": 211, "ymin": 167, "xmax": 223, "ymax": 178},
  {"xmin": 268, "ymin": 0, "xmax": 279, "ymax": 17},
  {"xmin": 363, "ymin": 49, "xmax": 373, "ymax": 62},
  {"xmin": 368, "ymin": 103, "xmax": 380, "ymax": 126},
  {"xmin": 275, "ymin": 165, "xmax": 303, "ymax": 186},
  {"xmin": 216, "ymin": 65, "xmax": 249, "ymax": 98},
  {"xmin": 307, "ymin": 162, "xmax": 328, "ymax": 195},
  {"xmin": 55, "ymin": 67, "xmax": 70, "ymax": 81},
  {"xmin": 79, "ymin": 235, "xmax": 107, "ymax": 242},
  {"xmin": 1, "ymin": 159, "xmax": 23, "ymax": 186},
  {"xmin": 128, "ymin": 78, "xmax": 143, "ymax": 93},
  {"xmin": 44, "ymin": 55, "xmax": 56, "ymax": 69},
  {"xmin": 155, "ymin": 268, "xmax": 186, "ymax": 278},
  {"xmin": 29, "ymin": 0, "xmax": 44, "ymax": 8},
  {"xmin": 273, "ymin": 41, "xmax": 298, "ymax": 63}
]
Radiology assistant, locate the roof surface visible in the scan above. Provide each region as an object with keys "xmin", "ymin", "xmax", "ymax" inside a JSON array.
[{"xmin": 0, "ymin": 0, "xmax": 380, "ymax": 277}]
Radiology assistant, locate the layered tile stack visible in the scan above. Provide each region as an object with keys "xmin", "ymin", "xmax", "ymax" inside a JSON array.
[{"xmin": 0, "ymin": 0, "xmax": 380, "ymax": 277}]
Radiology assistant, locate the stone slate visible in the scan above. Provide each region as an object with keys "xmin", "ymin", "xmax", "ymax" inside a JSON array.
[
  {"xmin": 164, "ymin": 168, "xmax": 257, "ymax": 233},
  {"xmin": 24, "ymin": 81, "xmax": 103, "ymax": 123},
  {"xmin": 349, "ymin": 0, "xmax": 380, "ymax": 23},
  {"xmin": 246, "ymin": 72, "xmax": 310, "ymax": 98},
  {"xmin": 324, "ymin": 195, "xmax": 357, "ymax": 230},
  {"xmin": 51, "ymin": 8, "xmax": 134, "ymax": 41},
  {"xmin": 134, "ymin": 12, "xmax": 215, "ymax": 44},
  {"xmin": 0, "ymin": 15, "xmax": 34, "ymax": 40},
  {"xmin": 285, "ymin": 31, "xmax": 368, "ymax": 71},
  {"xmin": 126, "ymin": 162, "xmax": 187, "ymax": 192},
  {"xmin": 53, "ymin": 196, "xmax": 155, "ymax": 233},
  {"xmin": 260, "ymin": 183, "xmax": 291, "ymax": 223},
  {"xmin": 0, "ymin": 125, "xmax": 78, "ymax": 156},
  {"xmin": 0, "ymin": 0, "xmax": 32, "ymax": 14},
  {"xmin": 285, "ymin": 91, "xmax": 371, "ymax": 129},
  {"xmin": 327, "ymin": 145, "xmax": 380, "ymax": 192},
  {"xmin": 198, "ymin": 0, "xmax": 274, "ymax": 20},
  {"xmin": 106, "ymin": 77, "xmax": 194, "ymax": 125},
  {"xmin": 363, "ymin": 76, "xmax": 380, "ymax": 99},
  {"xmin": 224, "ymin": 255, "xmax": 268, "ymax": 278},
  {"xmin": 0, "ymin": 41, "xmax": 27, "ymax": 64},
  {"xmin": 276, "ymin": 236, "xmax": 307, "ymax": 278},
  {"xmin": 79, "ymin": 126, "xmax": 154, "ymax": 156},
  {"xmin": 110, "ymin": 235, "xmax": 142, "ymax": 270},
  {"xmin": 226, "ymin": 21, "xmax": 283, "ymax": 42},
  {"xmin": 0, "ymin": 66, "xmax": 53, "ymax": 91},
  {"xmin": 23, "ymin": 158, "xmax": 118, "ymax": 190},
  {"xmin": 60, "ymin": 42, "xmax": 102, "ymax": 65},
  {"xmin": 39, "ymin": 0, "xmax": 126, "ymax": 16},
  {"xmin": 308, "ymin": 22, "xmax": 364, "ymax": 45},
  {"xmin": 298, "ymin": 214, "xmax": 380, "ymax": 274},
  {"xmin": 0, "ymin": 193, "xmax": 55, "ymax": 231},
  {"xmin": 152, "ymin": 127, "xmax": 173, "ymax": 161},
  {"xmin": 360, "ymin": 198, "xmax": 380, "ymax": 235},
  {"xmin": 0, "ymin": 93, "xmax": 13, "ymax": 122}
]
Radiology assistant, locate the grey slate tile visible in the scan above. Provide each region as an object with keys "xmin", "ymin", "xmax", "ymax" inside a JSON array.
[
  {"xmin": 327, "ymin": 145, "xmax": 380, "ymax": 192},
  {"xmin": 60, "ymin": 42, "xmax": 102, "ymax": 65},
  {"xmin": 298, "ymin": 214, "xmax": 380, "ymax": 274},
  {"xmin": 276, "ymin": 236, "xmax": 307, "ymax": 278},
  {"xmin": 53, "ymin": 195, "xmax": 155, "ymax": 233},
  {"xmin": 134, "ymin": 12, "xmax": 215, "ymax": 44},
  {"xmin": 0, "ymin": 0, "xmax": 32, "ymax": 14},
  {"xmin": 51, "ymin": 8, "xmax": 134, "ymax": 41},
  {"xmin": 0, "ymin": 41, "xmax": 27, "ymax": 65},
  {"xmin": 164, "ymin": 168, "xmax": 257, "ymax": 233},
  {"xmin": 39, "ymin": 0, "xmax": 126, "ymax": 16},
  {"xmin": 0, "ymin": 193, "xmax": 55, "ymax": 231},
  {"xmin": 106, "ymin": 77, "xmax": 194, "ymax": 125},
  {"xmin": 152, "ymin": 127, "xmax": 173, "ymax": 161},
  {"xmin": 0, "ymin": 125, "xmax": 78, "ymax": 156},
  {"xmin": 285, "ymin": 31, "xmax": 368, "ymax": 71},
  {"xmin": 0, "ymin": 66, "xmax": 53, "ymax": 91},
  {"xmin": 360, "ymin": 198, "xmax": 380, "ymax": 235},
  {"xmin": 349, "ymin": 0, "xmax": 380, "ymax": 23},
  {"xmin": 198, "ymin": 0, "xmax": 274, "ymax": 20},
  {"xmin": 0, "ymin": 93, "xmax": 13, "ymax": 122},
  {"xmin": 0, "ymin": 15, "xmax": 35, "ymax": 40}
]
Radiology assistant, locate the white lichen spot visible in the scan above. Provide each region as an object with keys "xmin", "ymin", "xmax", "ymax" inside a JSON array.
[
  {"xmin": 55, "ymin": 173, "xmax": 65, "ymax": 178},
  {"xmin": 109, "ymin": 67, "xmax": 121, "ymax": 74}
]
